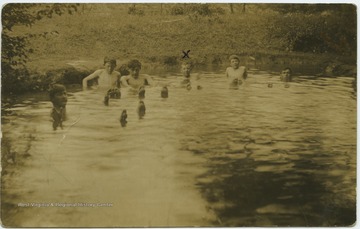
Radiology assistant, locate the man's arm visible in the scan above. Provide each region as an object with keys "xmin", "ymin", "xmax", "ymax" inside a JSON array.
[
  {"xmin": 120, "ymin": 75, "xmax": 130, "ymax": 87},
  {"xmin": 82, "ymin": 70, "xmax": 101, "ymax": 90},
  {"xmin": 144, "ymin": 74, "xmax": 156, "ymax": 86},
  {"xmin": 111, "ymin": 72, "xmax": 121, "ymax": 88}
]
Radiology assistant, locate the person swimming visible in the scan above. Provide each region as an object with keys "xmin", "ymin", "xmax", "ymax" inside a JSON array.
[
  {"xmin": 120, "ymin": 59, "xmax": 155, "ymax": 89},
  {"xmin": 179, "ymin": 61, "xmax": 202, "ymax": 90},
  {"xmin": 49, "ymin": 84, "xmax": 67, "ymax": 130},
  {"xmin": 82, "ymin": 57, "xmax": 120, "ymax": 91},
  {"xmin": 225, "ymin": 55, "xmax": 247, "ymax": 89},
  {"xmin": 280, "ymin": 67, "xmax": 292, "ymax": 82}
]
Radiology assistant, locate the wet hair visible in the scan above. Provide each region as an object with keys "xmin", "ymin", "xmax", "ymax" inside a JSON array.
[
  {"xmin": 49, "ymin": 84, "xmax": 66, "ymax": 102},
  {"xmin": 118, "ymin": 64, "xmax": 130, "ymax": 76},
  {"xmin": 229, "ymin": 55, "xmax": 240, "ymax": 61},
  {"xmin": 128, "ymin": 59, "xmax": 142, "ymax": 70},
  {"xmin": 104, "ymin": 57, "xmax": 117, "ymax": 67}
]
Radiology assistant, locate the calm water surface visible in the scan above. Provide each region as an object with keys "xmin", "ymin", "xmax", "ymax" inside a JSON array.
[{"xmin": 1, "ymin": 71, "xmax": 356, "ymax": 227}]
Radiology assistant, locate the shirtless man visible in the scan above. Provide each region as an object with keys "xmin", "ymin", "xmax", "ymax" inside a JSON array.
[
  {"xmin": 179, "ymin": 61, "xmax": 202, "ymax": 90},
  {"xmin": 82, "ymin": 57, "xmax": 120, "ymax": 91},
  {"xmin": 49, "ymin": 84, "xmax": 67, "ymax": 130},
  {"xmin": 225, "ymin": 55, "xmax": 247, "ymax": 89},
  {"xmin": 120, "ymin": 59, "xmax": 154, "ymax": 89}
]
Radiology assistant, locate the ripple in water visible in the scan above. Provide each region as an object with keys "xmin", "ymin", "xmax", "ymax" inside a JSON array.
[{"xmin": 1, "ymin": 73, "xmax": 356, "ymax": 227}]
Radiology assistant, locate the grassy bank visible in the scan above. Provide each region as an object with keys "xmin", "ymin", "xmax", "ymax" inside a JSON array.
[
  {"xmin": 2, "ymin": 3, "xmax": 357, "ymax": 94},
  {"xmin": 23, "ymin": 4, "xmax": 356, "ymax": 70}
]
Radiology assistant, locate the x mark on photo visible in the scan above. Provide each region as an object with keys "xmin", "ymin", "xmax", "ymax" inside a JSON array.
[{"xmin": 182, "ymin": 50, "xmax": 190, "ymax": 58}]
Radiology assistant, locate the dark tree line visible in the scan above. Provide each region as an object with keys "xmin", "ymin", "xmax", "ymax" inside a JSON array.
[{"xmin": 2, "ymin": 3, "xmax": 78, "ymax": 94}]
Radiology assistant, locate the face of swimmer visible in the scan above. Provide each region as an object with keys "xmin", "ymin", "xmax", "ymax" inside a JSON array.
[
  {"xmin": 52, "ymin": 90, "xmax": 68, "ymax": 108},
  {"xmin": 181, "ymin": 64, "xmax": 192, "ymax": 78},
  {"xmin": 130, "ymin": 66, "xmax": 141, "ymax": 78},
  {"xmin": 230, "ymin": 58, "xmax": 240, "ymax": 69},
  {"xmin": 105, "ymin": 62, "xmax": 116, "ymax": 74},
  {"xmin": 281, "ymin": 68, "xmax": 292, "ymax": 81},
  {"xmin": 281, "ymin": 69, "xmax": 291, "ymax": 78}
]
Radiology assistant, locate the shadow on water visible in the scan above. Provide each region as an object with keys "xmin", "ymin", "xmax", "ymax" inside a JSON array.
[
  {"xmin": 188, "ymin": 112, "xmax": 356, "ymax": 226},
  {"xmin": 195, "ymin": 151, "xmax": 355, "ymax": 226}
]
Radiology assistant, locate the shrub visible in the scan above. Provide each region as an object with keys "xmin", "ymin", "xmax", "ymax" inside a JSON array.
[
  {"xmin": 170, "ymin": 5, "xmax": 184, "ymax": 15},
  {"xmin": 128, "ymin": 5, "xmax": 145, "ymax": 16},
  {"xmin": 266, "ymin": 10, "xmax": 356, "ymax": 54},
  {"xmin": 171, "ymin": 4, "xmax": 225, "ymax": 16},
  {"xmin": 163, "ymin": 56, "xmax": 178, "ymax": 66}
]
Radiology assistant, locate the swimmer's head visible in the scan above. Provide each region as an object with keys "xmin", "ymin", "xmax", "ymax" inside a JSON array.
[
  {"xmin": 49, "ymin": 84, "xmax": 67, "ymax": 108},
  {"xmin": 181, "ymin": 61, "xmax": 193, "ymax": 78},
  {"xmin": 128, "ymin": 59, "xmax": 142, "ymax": 77},
  {"xmin": 229, "ymin": 55, "xmax": 240, "ymax": 69},
  {"xmin": 281, "ymin": 67, "xmax": 292, "ymax": 76},
  {"xmin": 104, "ymin": 57, "xmax": 117, "ymax": 74},
  {"xmin": 281, "ymin": 67, "xmax": 292, "ymax": 82},
  {"xmin": 119, "ymin": 64, "xmax": 130, "ymax": 76},
  {"xmin": 229, "ymin": 55, "xmax": 240, "ymax": 61}
]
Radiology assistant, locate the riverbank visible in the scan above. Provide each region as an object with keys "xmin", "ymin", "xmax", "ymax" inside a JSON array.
[{"xmin": 2, "ymin": 3, "xmax": 356, "ymax": 95}]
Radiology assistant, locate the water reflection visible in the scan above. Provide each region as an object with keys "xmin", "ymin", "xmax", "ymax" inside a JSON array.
[
  {"xmin": 178, "ymin": 74, "xmax": 356, "ymax": 226},
  {"xmin": 1, "ymin": 73, "xmax": 356, "ymax": 227},
  {"xmin": 196, "ymin": 147, "xmax": 355, "ymax": 226}
]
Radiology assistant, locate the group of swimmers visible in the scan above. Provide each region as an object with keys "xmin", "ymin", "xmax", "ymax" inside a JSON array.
[
  {"xmin": 49, "ymin": 55, "xmax": 292, "ymax": 130},
  {"xmin": 82, "ymin": 54, "xmax": 292, "ymax": 92},
  {"xmin": 81, "ymin": 57, "xmax": 199, "ymax": 93}
]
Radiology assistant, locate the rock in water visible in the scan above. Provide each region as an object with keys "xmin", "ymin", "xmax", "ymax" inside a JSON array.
[
  {"xmin": 138, "ymin": 86, "xmax": 145, "ymax": 99},
  {"xmin": 161, "ymin": 86, "xmax": 168, "ymax": 98},
  {"xmin": 137, "ymin": 101, "xmax": 146, "ymax": 119},
  {"xmin": 104, "ymin": 95, "xmax": 109, "ymax": 106},
  {"xmin": 120, "ymin": 109, "xmax": 128, "ymax": 127},
  {"xmin": 186, "ymin": 83, "xmax": 192, "ymax": 91}
]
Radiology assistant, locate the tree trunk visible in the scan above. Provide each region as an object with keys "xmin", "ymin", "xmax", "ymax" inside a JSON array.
[
  {"xmin": 242, "ymin": 4, "xmax": 246, "ymax": 13},
  {"xmin": 229, "ymin": 4, "xmax": 234, "ymax": 14}
]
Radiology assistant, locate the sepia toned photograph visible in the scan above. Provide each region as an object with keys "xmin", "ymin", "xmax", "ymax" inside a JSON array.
[{"xmin": 1, "ymin": 2, "xmax": 357, "ymax": 227}]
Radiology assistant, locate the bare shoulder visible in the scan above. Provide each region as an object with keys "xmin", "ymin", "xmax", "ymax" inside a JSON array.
[
  {"xmin": 85, "ymin": 69, "xmax": 103, "ymax": 79},
  {"xmin": 225, "ymin": 67, "xmax": 232, "ymax": 74},
  {"xmin": 95, "ymin": 69, "xmax": 105, "ymax": 74}
]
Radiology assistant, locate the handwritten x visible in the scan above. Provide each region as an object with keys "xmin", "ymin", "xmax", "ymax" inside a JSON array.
[{"xmin": 182, "ymin": 50, "xmax": 190, "ymax": 58}]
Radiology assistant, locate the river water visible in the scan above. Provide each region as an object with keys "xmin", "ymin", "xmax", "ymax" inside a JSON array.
[{"xmin": 1, "ymin": 71, "xmax": 356, "ymax": 227}]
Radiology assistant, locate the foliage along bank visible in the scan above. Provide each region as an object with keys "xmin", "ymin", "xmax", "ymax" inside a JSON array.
[{"xmin": 1, "ymin": 4, "xmax": 357, "ymax": 96}]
